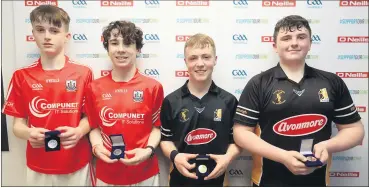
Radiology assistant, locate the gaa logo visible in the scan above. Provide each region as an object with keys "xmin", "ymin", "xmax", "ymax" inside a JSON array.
[
  {"xmin": 73, "ymin": 34, "xmax": 88, "ymax": 41},
  {"xmin": 229, "ymin": 169, "xmax": 244, "ymax": 176}
]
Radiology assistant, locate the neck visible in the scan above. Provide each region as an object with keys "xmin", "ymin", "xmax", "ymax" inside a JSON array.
[
  {"xmin": 111, "ymin": 64, "xmax": 136, "ymax": 82},
  {"xmin": 279, "ymin": 60, "xmax": 305, "ymax": 83},
  {"xmin": 187, "ymin": 78, "xmax": 212, "ymax": 98},
  {"xmin": 40, "ymin": 52, "xmax": 66, "ymax": 70}
]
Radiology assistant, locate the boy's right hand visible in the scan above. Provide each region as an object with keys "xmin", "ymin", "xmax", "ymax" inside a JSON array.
[
  {"xmin": 28, "ymin": 127, "xmax": 49, "ymax": 148},
  {"xmin": 93, "ymin": 144, "xmax": 118, "ymax": 164},
  {"xmin": 174, "ymin": 153, "xmax": 198, "ymax": 179},
  {"xmin": 281, "ymin": 150, "xmax": 319, "ymax": 175}
]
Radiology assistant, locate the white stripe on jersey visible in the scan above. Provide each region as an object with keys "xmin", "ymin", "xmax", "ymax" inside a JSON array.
[
  {"xmin": 152, "ymin": 116, "xmax": 159, "ymax": 124},
  {"xmin": 161, "ymin": 132, "xmax": 173, "ymax": 137},
  {"xmin": 236, "ymin": 112, "xmax": 258, "ymax": 120},
  {"xmin": 152, "ymin": 107, "xmax": 161, "ymax": 117},
  {"xmin": 335, "ymin": 109, "xmax": 357, "ymax": 118},
  {"xmin": 160, "ymin": 126, "xmax": 171, "ymax": 132},
  {"xmin": 237, "ymin": 105, "xmax": 259, "ymax": 113},
  {"xmin": 334, "ymin": 103, "xmax": 354, "ymax": 111}
]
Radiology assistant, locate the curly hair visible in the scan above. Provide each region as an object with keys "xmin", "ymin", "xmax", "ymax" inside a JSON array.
[
  {"xmin": 102, "ymin": 20, "xmax": 144, "ymax": 51},
  {"xmin": 273, "ymin": 15, "xmax": 312, "ymax": 43}
]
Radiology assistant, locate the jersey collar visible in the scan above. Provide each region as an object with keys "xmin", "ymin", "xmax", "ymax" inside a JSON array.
[
  {"xmin": 274, "ymin": 62, "xmax": 315, "ymax": 79},
  {"xmin": 181, "ymin": 80, "xmax": 220, "ymax": 97},
  {"xmin": 37, "ymin": 55, "xmax": 70, "ymax": 70}
]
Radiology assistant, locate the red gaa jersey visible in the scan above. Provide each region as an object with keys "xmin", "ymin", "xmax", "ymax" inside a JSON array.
[
  {"xmin": 85, "ymin": 69, "xmax": 163, "ymax": 185},
  {"xmin": 2, "ymin": 56, "xmax": 93, "ymax": 174}
]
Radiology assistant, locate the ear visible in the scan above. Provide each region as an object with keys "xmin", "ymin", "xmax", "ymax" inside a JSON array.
[
  {"xmin": 65, "ymin": 32, "xmax": 71, "ymax": 43},
  {"xmin": 214, "ymin": 55, "xmax": 218, "ymax": 66},
  {"xmin": 272, "ymin": 42, "xmax": 278, "ymax": 53}
]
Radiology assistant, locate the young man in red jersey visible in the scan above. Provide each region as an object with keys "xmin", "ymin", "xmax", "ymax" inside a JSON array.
[
  {"xmin": 2, "ymin": 5, "xmax": 93, "ymax": 186},
  {"xmin": 85, "ymin": 20, "xmax": 163, "ymax": 186}
]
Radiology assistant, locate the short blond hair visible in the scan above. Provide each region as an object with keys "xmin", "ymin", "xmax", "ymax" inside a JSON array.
[{"xmin": 184, "ymin": 33, "xmax": 216, "ymax": 56}]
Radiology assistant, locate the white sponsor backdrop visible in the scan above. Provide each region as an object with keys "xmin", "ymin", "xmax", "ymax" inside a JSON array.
[{"xmin": 8, "ymin": 0, "xmax": 368, "ymax": 186}]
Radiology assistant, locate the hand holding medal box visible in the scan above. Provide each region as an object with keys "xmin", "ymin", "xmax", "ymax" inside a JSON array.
[
  {"xmin": 109, "ymin": 134, "xmax": 125, "ymax": 159},
  {"xmin": 45, "ymin": 130, "xmax": 61, "ymax": 152},
  {"xmin": 195, "ymin": 155, "xmax": 216, "ymax": 181},
  {"xmin": 300, "ymin": 138, "xmax": 323, "ymax": 167}
]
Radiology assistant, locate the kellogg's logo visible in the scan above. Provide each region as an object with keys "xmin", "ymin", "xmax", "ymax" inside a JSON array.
[
  {"xmin": 273, "ymin": 114, "xmax": 327, "ymax": 136},
  {"xmin": 185, "ymin": 128, "xmax": 217, "ymax": 145}
]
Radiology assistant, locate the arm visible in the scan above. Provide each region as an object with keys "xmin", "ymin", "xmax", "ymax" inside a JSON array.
[
  {"xmin": 160, "ymin": 140, "xmax": 177, "ymax": 159},
  {"xmin": 313, "ymin": 121, "xmax": 364, "ymax": 162},
  {"xmin": 233, "ymin": 123, "xmax": 287, "ymax": 164},
  {"xmin": 13, "ymin": 117, "xmax": 49, "ymax": 148},
  {"xmin": 146, "ymin": 126, "xmax": 161, "ymax": 149}
]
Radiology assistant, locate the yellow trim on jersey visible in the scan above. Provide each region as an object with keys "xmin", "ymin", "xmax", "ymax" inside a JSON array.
[
  {"xmin": 325, "ymin": 154, "xmax": 332, "ymax": 186},
  {"xmin": 251, "ymin": 125, "xmax": 263, "ymax": 186}
]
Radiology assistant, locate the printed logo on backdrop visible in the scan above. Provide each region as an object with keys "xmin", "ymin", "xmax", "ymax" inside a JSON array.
[
  {"xmin": 137, "ymin": 53, "xmax": 158, "ymax": 58},
  {"xmin": 305, "ymin": 55, "xmax": 319, "ymax": 60},
  {"xmin": 339, "ymin": 0, "xmax": 368, "ymax": 6},
  {"xmin": 306, "ymin": 0, "xmax": 322, "ymax": 8},
  {"xmin": 176, "ymin": 35, "xmax": 192, "ymax": 42},
  {"xmin": 26, "ymin": 35, "xmax": 35, "ymax": 42},
  {"xmin": 177, "ymin": 18, "xmax": 210, "ymax": 24},
  {"xmin": 340, "ymin": 19, "xmax": 368, "ymax": 24},
  {"xmin": 337, "ymin": 55, "xmax": 368, "ymax": 60},
  {"xmin": 337, "ymin": 36, "xmax": 368, "ymax": 43},
  {"xmin": 72, "ymin": 0, "xmax": 87, "ymax": 8},
  {"xmin": 332, "ymin": 156, "xmax": 362, "ymax": 162},
  {"xmin": 336, "ymin": 72, "xmax": 369, "ymax": 78},
  {"xmin": 176, "ymin": 0, "xmax": 209, "ymax": 6},
  {"xmin": 356, "ymin": 106, "xmax": 366, "ymax": 112},
  {"xmin": 25, "ymin": 0, "xmax": 58, "ymax": 6},
  {"xmin": 229, "ymin": 169, "xmax": 244, "ymax": 177},
  {"xmin": 236, "ymin": 155, "xmax": 252, "ymax": 160},
  {"xmin": 261, "ymin": 36, "xmax": 273, "ymax": 42},
  {"xmin": 311, "ymin": 35, "xmax": 321, "ymax": 44},
  {"xmin": 76, "ymin": 53, "xmax": 108, "ymax": 59},
  {"xmin": 232, "ymin": 70, "xmax": 247, "ymax": 79},
  {"xmin": 236, "ymin": 18, "xmax": 268, "ymax": 24},
  {"xmin": 307, "ymin": 19, "xmax": 320, "ymax": 24},
  {"xmin": 349, "ymin": 90, "xmax": 368, "ymax": 95},
  {"xmin": 234, "ymin": 89, "xmax": 243, "ymax": 95},
  {"xmin": 73, "ymin": 34, "xmax": 88, "ymax": 43},
  {"xmin": 175, "ymin": 71, "xmax": 189, "ymax": 77},
  {"xmin": 235, "ymin": 54, "xmax": 268, "ymax": 60},
  {"xmin": 330, "ymin": 172, "xmax": 360, "ymax": 177},
  {"xmin": 233, "ymin": 34, "xmax": 248, "ymax": 44},
  {"xmin": 233, "ymin": 0, "xmax": 248, "ymax": 8},
  {"xmin": 145, "ymin": 0, "xmax": 160, "ymax": 8},
  {"xmin": 262, "ymin": 0, "xmax": 296, "ymax": 7},
  {"xmin": 26, "ymin": 53, "xmax": 40, "ymax": 59},
  {"xmin": 25, "ymin": 18, "xmax": 31, "ymax": 23},
  {"xmin": 120, "ymin": 18, "xmax": 159, "ymax": 24},
  {"xmin": 76, "ymin": 18, "xmax": 102, "ymax": 24},
  {"xmin": 100, "ymin": 0, "xmax": 133, "ymax": 6},
  {"xmin": 143, "ymin": 69, "xmax": 160, "ymax": 79},
  {"xmin": 176, "ymin": 53, "xmax": 185, "ymax": 59},
  {"xmin": 101, "ymin": 70, "xmax": 112, "ymax": 77},
  {"xmin": 144, "ymin": 34, "xmax": 160, "ymax": 43}
]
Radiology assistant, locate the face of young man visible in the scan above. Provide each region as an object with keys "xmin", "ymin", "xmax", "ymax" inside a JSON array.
[
  {"xmin": 273, "ymin": 26, "xmax": 312, "ymax": 64},
  {"xmin": 184, "ymin": 45, "xmax": 217, "ymax": 83},
  {"xmin": 108, "ymin": 29, "xmax": 138, "ymax": 69},
  {"xmin": 32, "ymin": 21, "xmax": 70, "ymax": 56}
]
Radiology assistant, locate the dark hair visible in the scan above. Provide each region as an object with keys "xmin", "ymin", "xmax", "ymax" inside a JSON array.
[
  {"xmin": 102, "ymin": 20, "xmax": 144, "ymax": 51},
  {"xmin": 30, "ymin": 5, "xmax": 70, "ymax": 31},
  {"xmin": 273, "ymin": 15, "xmax": 311, "ymax": 43}
]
